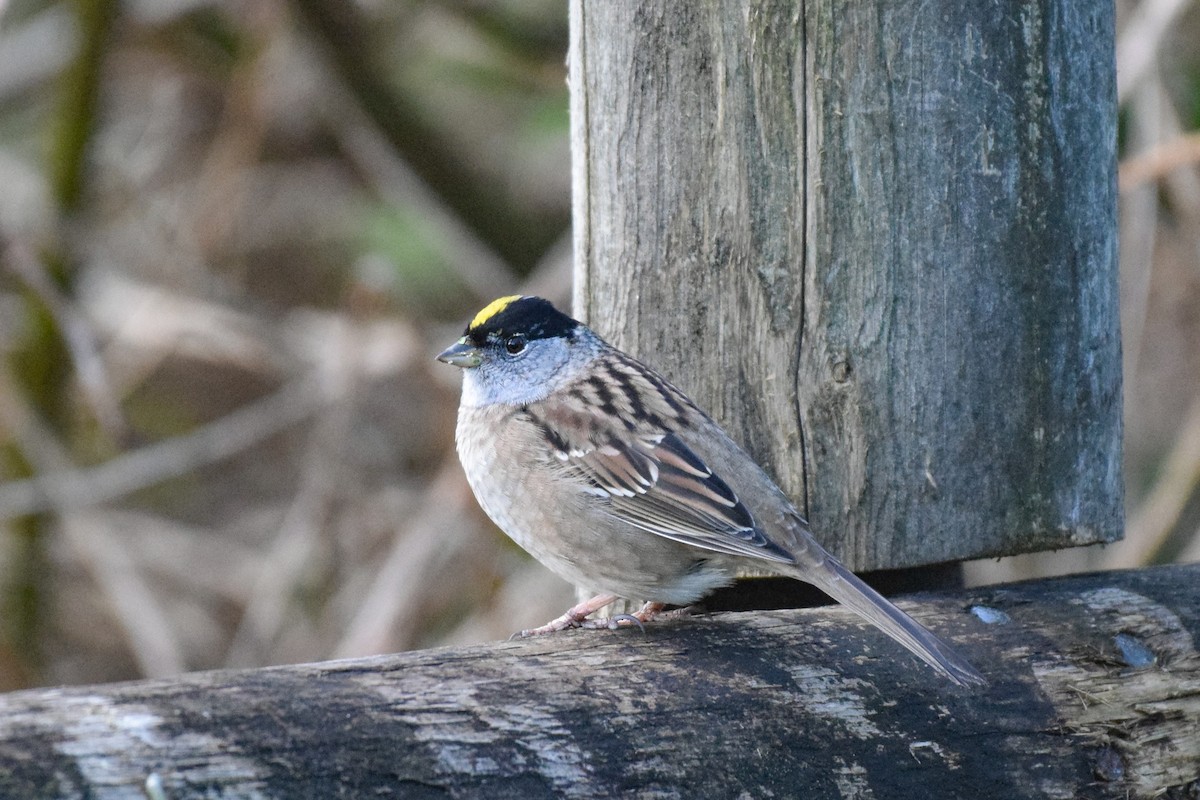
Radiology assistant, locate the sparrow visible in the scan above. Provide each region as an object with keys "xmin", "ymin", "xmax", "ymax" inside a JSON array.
[{"xmin": 437, "ymin": 295, "xmax": 984, "ymax": 686}]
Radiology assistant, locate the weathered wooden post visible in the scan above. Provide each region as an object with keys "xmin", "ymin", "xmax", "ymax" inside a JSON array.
[{"xmin": 571, "ymin": 2, "xmax": 1121, "ymax": 571}]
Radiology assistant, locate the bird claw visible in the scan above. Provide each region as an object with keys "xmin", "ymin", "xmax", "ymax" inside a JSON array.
[
  {"xmin": 580, "ymin": 613, "xmax": 646, "ymax": 633},
  {"xmin": 509, "ymin": 593, "xmax": 619, "ymax": 639},
  {"xmin": 510, "ymin": 616, "xmax": 583, "ymax": 639},
  {"xmin": 510, "ymin": 598, "xmax": 677, "ymax": 640},
  {"xmin": 512, "ymin": 612, "xmax": 641, "ymax": 638}
]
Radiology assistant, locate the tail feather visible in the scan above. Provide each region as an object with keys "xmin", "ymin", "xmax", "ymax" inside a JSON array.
[{"xmin": 787, "ymin": 554, "xmax": 985, "ymax": 687}]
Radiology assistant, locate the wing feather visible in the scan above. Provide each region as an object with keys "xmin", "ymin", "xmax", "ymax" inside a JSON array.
[{"xmin": 525, "ymin": 364, "xmax": 795, "ymax": 565}]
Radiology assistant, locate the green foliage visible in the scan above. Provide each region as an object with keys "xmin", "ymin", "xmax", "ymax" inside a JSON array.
[{"xmin": 361, "ymin": 202, "xmax": 469, "ymax": 317}]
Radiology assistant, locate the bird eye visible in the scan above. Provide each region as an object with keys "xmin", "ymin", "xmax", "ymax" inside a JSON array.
[{"xmin": 505, "ymin": 335, "xmax": 527, "ymax": 355}]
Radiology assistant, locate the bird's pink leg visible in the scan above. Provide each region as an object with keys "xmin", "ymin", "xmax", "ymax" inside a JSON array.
[
  {"xmin": 514, "ymin": 593, "xmax": 618, "ymax": 638},
  {"xmin": 582, "ymin": 600, "xmax": 677, "ymax": 631},
  {"xmin": 633, "ymin": 601, "xmax": 667, "ymax": 622}
]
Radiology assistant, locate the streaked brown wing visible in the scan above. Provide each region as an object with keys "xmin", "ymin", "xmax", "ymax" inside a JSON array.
[
  {"xmin": 557, "ymin": 429, "xmax": 795, "ymax": 564},
  {"xmin": 524, "ymin": 351, "xmax": 796, "ymax": 564}
]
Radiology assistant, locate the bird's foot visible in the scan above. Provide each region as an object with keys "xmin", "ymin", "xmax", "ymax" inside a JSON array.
[
  {"xmin": 581, "ymin": 613, "xmax": 645, "ymax": 633},
  {"xmin": 580, "ymin": 601, "xmax": 681, "ymax": 632},
  {"xmin": 511, "ymin": 593, "xmax": 618, "ymax": 639},
  {"xmin": 512, "ymin": 599, "xmax": 693, "ymax": 639}
]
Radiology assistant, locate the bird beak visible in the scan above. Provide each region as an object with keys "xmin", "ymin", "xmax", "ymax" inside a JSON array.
[{"xmin": 436, "ymin": 338, "xmax": 483, "ymax": 368}]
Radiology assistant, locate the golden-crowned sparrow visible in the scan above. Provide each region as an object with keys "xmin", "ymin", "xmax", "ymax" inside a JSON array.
[{"xmin": 438, "ymin": 295, "xmax": 983, "ymax": 686}]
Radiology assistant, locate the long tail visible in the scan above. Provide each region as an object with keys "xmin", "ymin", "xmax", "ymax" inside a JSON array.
[{"xmin": 784, "ymin": 543, "xmax": 985, "ymax": 687}]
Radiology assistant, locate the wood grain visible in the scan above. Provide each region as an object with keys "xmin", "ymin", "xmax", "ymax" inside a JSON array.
[
  {"xmin": 1, "ymin": 565, "xmax": 1196, "ymax": 799},
  {"xmin": 569, "ymin": 1, "xmax": 1121, "ymax": 570}
]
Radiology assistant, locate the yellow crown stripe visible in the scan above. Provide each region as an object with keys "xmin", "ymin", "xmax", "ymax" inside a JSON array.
[{"xmin": 469, "ymin": 295, "xmax": 523, "ymax": 331}]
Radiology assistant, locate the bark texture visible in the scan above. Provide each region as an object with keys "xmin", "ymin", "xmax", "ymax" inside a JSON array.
[
  {"xmin": 569, "ymin": 1, "xmax": 1121, "ymax": 570},
  {"xmin": 0, "ymin": 566, "xmax": 1197, "ymax": 799}
]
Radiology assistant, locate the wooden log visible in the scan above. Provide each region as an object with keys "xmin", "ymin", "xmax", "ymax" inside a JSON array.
[
  {"xmin": 1, "ymin": 564, "xmax": 1196, "ymax": 799},
  {"xmin": 569, "ymin": 1, "xmax": 1122, "ymax": 570}
]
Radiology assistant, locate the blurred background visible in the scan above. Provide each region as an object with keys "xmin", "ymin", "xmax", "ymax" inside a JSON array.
[{"xmin": 0, "ymin": 0, "xmax": 1195, "ymax": 691}]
